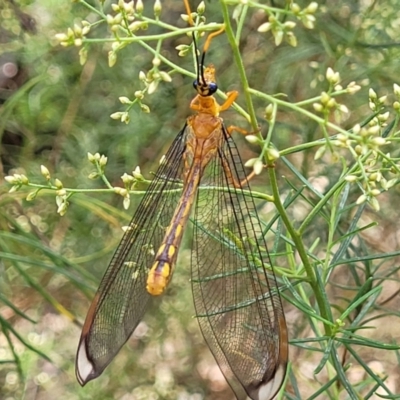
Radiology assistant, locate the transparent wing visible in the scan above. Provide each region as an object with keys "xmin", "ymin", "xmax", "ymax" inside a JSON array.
[
  {"xmin": 76, "ymin": 126, "xmax": 188, "ymax": 385},
  {"xmin": 191, "ymin": 127, "xmax": 288, "ymax": 400}
]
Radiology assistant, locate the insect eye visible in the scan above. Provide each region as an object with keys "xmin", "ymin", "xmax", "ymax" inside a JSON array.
[
  {"xmin": 193, "ymin": 80, "xmax": 198, "ymax": 89},
  {"xmin": 208, "ymin": 82, "xmax": 218, "ymax": 94}
]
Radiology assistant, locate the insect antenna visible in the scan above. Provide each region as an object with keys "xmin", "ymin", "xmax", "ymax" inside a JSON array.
[
  {"xmin": 191, "ymin": 30, "xmax": 204, "ymax": 86},
  {"xmin": 183, "ymin": 0, "xmax": 218, "ymax": 92}
]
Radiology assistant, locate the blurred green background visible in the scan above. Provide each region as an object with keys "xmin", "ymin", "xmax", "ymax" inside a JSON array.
[{"xmin": 1, "ymin": 0, "xmax": 400, "ymax": 399}]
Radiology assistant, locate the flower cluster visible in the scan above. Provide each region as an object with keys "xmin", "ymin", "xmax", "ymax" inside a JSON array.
[
  {"xmin": 312, "ymin": 68, "xmax": 360, "ymax": 117},
  {"xmin": 257, "ymin": 2, "xmax": 318, "ymax": 47},
  {"xmin": 55, "ymin": 22, "xmax": 91, "ymax": 48},
  {"xmin": 88, "ymin": 152, "xmax": 145, "ymax": 210},
  {"xmin": 5, "ymin": 166, "xmax": 69, "ymax": 216},
  {"xmin": 117, "ymin": 166, "xmax": 144, "ymax": 210},
  {"xmin": 109, "ymin": 63, "xmax": 171, "ymax": 124},
  {"xmin": 328, "ymin": 85, "xmax": 400, "ymax": 211}
]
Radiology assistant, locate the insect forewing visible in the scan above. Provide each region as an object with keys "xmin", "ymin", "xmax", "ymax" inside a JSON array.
[{"xmin": 76, "ymin": 128, "xmax": 188, "ymax": 385}]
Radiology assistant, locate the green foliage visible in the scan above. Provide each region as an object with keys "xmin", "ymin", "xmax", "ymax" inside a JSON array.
[{"xmin": 1, "ymin": 0, "xmax": 400, "ymax": 399}]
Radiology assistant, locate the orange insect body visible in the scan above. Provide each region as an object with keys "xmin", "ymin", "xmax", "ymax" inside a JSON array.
[{"xmin": 146, "ymin": 66, "xmax": 236, "ymax": 296}]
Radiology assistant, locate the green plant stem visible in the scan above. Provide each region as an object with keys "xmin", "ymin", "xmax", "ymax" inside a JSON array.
[
  {"xmin": 294, "ymin": 89, "xmax": 352, "ymax": 107},
  {"xmin": 235, "ymin": 4, "xmax": 248, "ymax": 43},
  {"xmin": 83, "ymin": 25, "xmax": 223, "ymax": 45},
  {"xmin": 249, "ymin": 88, "xmax": 351, "ymax": 135},
  {"xmin": 220, "ymin": 1, "xmax": 258, "ymax": 131},
  {"xmin": 21, "ymin": 182, "xmax": 274, "ymax": 202},
  {"xmin": 268, "ymin": 156, "xmax": 333, "ymax": 336},
  {"xmin": 78, "ymin": 0, "xmax": 105, "ymax": 18},
  {"xmin": 279, "ymin": 138, "xmax": 329, "ymax": 156},
  {"xmin": 299, "ymin": 180, "xmax": 344, "ymax": 235},
  {"xmin": 263, "ymin": 103, "xmax": 277, "ymax": 147},
  {"xmin": 96, "ymin": 168, "xmax": 113, "ymax": 190},
  {"xmin": 247, "ymin": 0, "xmax": 297, "ymax": 14}
]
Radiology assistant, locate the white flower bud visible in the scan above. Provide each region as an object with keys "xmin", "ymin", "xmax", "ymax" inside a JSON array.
[
  {"xmin": 159, "ymin": 71, "xmax": 172, "ymax": 82},
  {"xmin": 244, "ymin": 158, "xmax": 257, "ymax": 167},
  {"xmin": 306, "ymin": 2, "xmax": 318, "ymax": 13},
  {"xmin": 41, "ymin": 165, "xmax": 51, "ymax": 180},
  {"xmin": 55, "ymin": 179, "xmax": 63, "ymax": 189},
  {"xmin": 5, "ymin": 175, "xmax": 17, "ymax": 184},
  {"xmin": 267, "ymin": 148, "xmax": 280, "ymax": 161},
  {"xmin": 356, "ymin": 194, "xmax": 367, "ymax": 205},
  {"xmin": 257, "ymin": 22, "xmax": 271, "ymax": 33},
  {"xmin": 253, "ymin": 159, "xmax": 264, "ymax": 175},
  {"xmin": 345, "ymin": 175, "xmax": 357, "ymax": 182},
  {"xmin": 393, "ymin": 83, "xmax": 400, "ymax": 96},
  {"xmin": 136, "ymin": 0, "xmax": 143, "ymax": 13},
  {"xmin": 245, "ymin": 135, "xmax": 259, "ymax": 144},
  {"xmin": 119, "ymin": 96, "xmax": 131, "ymax": 104},
  {"xmin": 369, "ymin": 88, "xmax": 377, "ymax": 100},
  {"xmin": 132, "ymin": 166, "xmax": 143, "ymax": 180},
  {"xmin": 110, "ymin": 111, "xmax": 123, "ymax": 120}
]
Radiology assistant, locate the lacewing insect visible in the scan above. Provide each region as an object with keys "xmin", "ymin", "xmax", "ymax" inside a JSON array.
[{"xmin": 76, "ymin": 2, "xmax": 288, "ymax": 399}]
